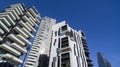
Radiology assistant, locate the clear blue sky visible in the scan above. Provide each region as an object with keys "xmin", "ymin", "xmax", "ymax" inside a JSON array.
[{"xmin": 0, "ymin": 0, "xmax": 120, "ymax": 67}]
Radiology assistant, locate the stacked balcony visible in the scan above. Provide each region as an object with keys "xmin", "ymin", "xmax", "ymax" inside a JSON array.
[
  {"xmin": 81, "ymin": 38, "xmax": 93, "ymax": 67},
  {"xmin": 61, "ymin": 37, "xmax": 71, "ymax": 52},
  {"xmin": 0, "ymin": 3, "xmax": 40, "ymax": 66},
  {"xmin": 3, "ymin": 53, "xmax": 23, "ymax": 64}
]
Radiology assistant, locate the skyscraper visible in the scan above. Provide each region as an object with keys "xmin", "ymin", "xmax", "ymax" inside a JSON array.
[
  {"xmin": 0, "ymin": 3, "xmax": 40, "ymax": 67},
  {"xmin": 49, "ymin": 21, "xmax": 93, "ymax": 67},
  {"xmin": 97, "ymin": 52, "xmax": 112, "ymax": 67},
  {"xmin": 25, "ymin": 17, "xmax": 56, "ymax": 67}
]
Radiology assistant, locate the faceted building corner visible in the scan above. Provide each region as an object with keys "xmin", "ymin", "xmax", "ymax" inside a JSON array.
[
  {"xmin": 0, "ymin": 3, "xmax": 40, "ymax": 67},
  {"xmin": 49, "ymin": 21, "xmax": 93, "ymax": 67},
  {"xmin": 97, "ymin": 52, "xmax": 112, "ymax": 67}
]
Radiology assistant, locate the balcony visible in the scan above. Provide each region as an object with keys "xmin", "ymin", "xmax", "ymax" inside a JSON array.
[
  {"xmin": 22, "ymin": 28, "xmax": 34, "ymax": 38},
  {"xmin": 7, "ymin": 34, "xmax": 25, "ymax": 46},
  {"xmin": 3, "ymin": 53, "xmax": 23, "ymax": 64},
  {"xmin": 5, "ymin": 11, "xmax": 16, "ymax": 20},
  {"xmin": 0, "ymin": 36, "xmax": 3, "ymax": 41},
  {"xmin": 86, "ymin": 57, "xmax": 92, "ymax": 62},
  {"xmin": 87, "ymin": 62, "xmax": 93, "ymax": 67},
  {"xmin": 5, "ymin": 8, "xmax": 20, "ymax": 20},
  {"xmin": 29, "ymin": 17, "xmax": 38, "ymax": 27},
  {"xmin": 14, "ymin": 26, "xmax": 29, "ymax": 38},
  {"xmin": 0, "ymin": 14, "xmax": 15, "ymax": 25},
  {"xmin": 22, "ymin": 16, "xmax": 34, "ymax": 26},
  {"xmin": 0, "ymin": 28, "xmax": 4, "ymax": 34},
  {"xmin": 0, "ymin": 44, "xmax": 21, "ymax": 56},
  {"xmin": 26, "ymin": 11, "xmax": 36, "ymax": 21},
  {"xmin": 0, "ymin": 17, "xmax": 11, "ymax": 27},
  {"xmin": 29, "ymin": 8, "xmax": 38, "ymax": 18},
  {"xmin": 0, "ymin": 21, "xmax": 10, "ymax": 32},
  {"xmin": 17, "ymin": 34, "xmax": 31, "ymax": 46},
  {"xmin": 28, "ymin": 55, "xmax": 36, "ymax": 59},
  {"xmin": 10, "ymin": 4, "xmax": 23, "ymax": 15},
  {"xmin": 26, "ymin": 61, "xmax": 35, "ymax": 66},
  {"xmin": 35, "ymin": 18, "xmax": 39, "ymax": 23},
  {"xmin": 11, "ymin": 7, "xmax": 20, "ymax": 15},
  {"xmin": 11, "ymin": 43, "xmax": 27, "ymax": 54},
  {"xmin": 26, "ymin": 22, "xmax": 36, "ymax": 32},
  {"xmin": 19, "ymin": 20, "xmax": 32, "ymax": 31},
  {"xmin": 18, "ymin": 3, "xmax": 24, "ymax": 11}
]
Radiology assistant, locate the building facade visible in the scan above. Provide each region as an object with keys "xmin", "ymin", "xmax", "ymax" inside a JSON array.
[
  {"xmin": 97, "ymin": 52, "xmax": 112, "ymax": 67},
  {"xmin": 49, "ymin": 21, "xmax": 93, "ymax": 67},
  {"xmin": 25, "ymin": 17, "xmax": 56, "ymax": 67},
  {"xmin": 0, "ymin": 3, "xmax": 40, "ymax": 67}
]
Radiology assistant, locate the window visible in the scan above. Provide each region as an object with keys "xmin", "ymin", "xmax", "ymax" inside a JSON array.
[
  {"xmin": 61, "ymin": 53, "xmax": 71, "ymax": 67},
  {"xmin": 61, "ymin": 37, "xmax": 69, "ymax": 48},
  {"xmin": 58, "ymin": 28, "xmax": 60, "ymax": 35},
  {"xmin": 53, "ymin": 39, "xmax": 56, "ymax": 46},
  {"xmin": 55, "ymin": 31, "xmax": 57, "ymax": 36},
  {"xmin": 61, "ymin": 25, "xmax": 67, "ymax": 31},
  {"xmin": 81, "ymin": 32, "xmax": 85, "ymax": 37}
]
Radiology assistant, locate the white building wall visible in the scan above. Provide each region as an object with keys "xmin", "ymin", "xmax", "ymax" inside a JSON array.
[
  {"xmin": 49, "ymin": 21, "xmax": 92, "ymax": 67},
  {"xmin": 25, "ymin": 17, "xmax": 56, "ymax": 67}
]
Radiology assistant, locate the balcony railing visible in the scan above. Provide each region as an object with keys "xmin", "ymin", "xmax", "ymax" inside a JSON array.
[
  {"xmin": 0, "ymin": 36, "xmax": 3, "ymax": 41},
  {"xmin": 23, "ymin": 16, "xmax": 34, "ymax": 26},
  {"xmin": 29, "ymin": 17, "xmax": 38, "ymax": 27},
  {"xmin": 26, "ymin": 22, "xmax": 36, "ymax": 32},
  {"xmin": 22, "ymin": 28, "xmax": 34, "ymax": 38},
  {"xmin": 0, "ymin": 13, "xmax": 15, "ymax": 25},
  {"xmin": 3, "ymin": 53, "xmax": 23, "ymax": 64},
  {"xmin": 29, "ymin": 8, "xmax": 38, "ymax": 18},
  {"xmin": 7, "ymin": 34, "xmax": 25, "ymax": 46},
  {"xmin": 26, "ymin": 11, "xmax": 36, "ymax": 22},
  {"xmin": 5, "ymin": 11, "xmax": 16, "ymax": 20},
  {"xmin": 10, "ymin": 4, "xmax": 23, "ymax": 15},
  {"xmin": 0, "ymin": 44, "xmax": 21, "ymax": 56},
  {"xmin": 17, "ymin": 34, "xmax": 31, "ymax": 45},
  {"xmin": 11, "ymin": 43, "xmax": 27, "ymax": 54},
  {"xmin": 0, "ymin": 17, "xmax": 11, "ymax": 27},
  {"xmin": 0, "ymin": 28, "xmax": 4, "ymax": 34},
  {"xmin": 19, "ymin": 20, "xmax": 32, "ymax": 31},
  {"xmin": 0, "ymin": 20, "xmax": 10, "ymax": 32},
  {"xmin": 5, "ymin": 8, "xmax": 20, "ymax": 20},
  {"xmin": 14, "ymin": 26, "xmax": 29, "ymax": 38}
]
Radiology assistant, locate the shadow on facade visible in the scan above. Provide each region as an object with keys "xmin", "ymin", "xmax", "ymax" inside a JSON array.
[
  {"xmin": 0, "ymin": 62, "xmax": 14, "ymax": 67},
  {"xmin": 38, "ymin": 54, "xmax": 49, "ymax": 67}
]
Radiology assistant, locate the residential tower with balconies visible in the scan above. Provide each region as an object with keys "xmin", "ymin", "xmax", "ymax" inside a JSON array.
[{"xmin": 0, "ymin": 3, "xmax": 40, "ymax": 67}]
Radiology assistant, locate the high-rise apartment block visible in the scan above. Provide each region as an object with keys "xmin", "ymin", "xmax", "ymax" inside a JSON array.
[
  {"xmin": 0, "ymin": 3, "xmax": 93, "ymax": 67},
  {"xmin": 25, "ymin": 17, "xmax": 56, "ymax": 67},
  {"xmin": 0, "ymin": 3, "xmax": 40, "ymax": 67},
  {"xmin": 97, "ymin": 52, "xmax": 112, "ymax": 67},
  {"xmin": 49, "ymin": 21, "xmax": 93, "ymax": 67}
]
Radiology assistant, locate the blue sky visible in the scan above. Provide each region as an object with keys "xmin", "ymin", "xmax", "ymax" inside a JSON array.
[{"xmin": 0, "ymin": 0, "xmax": 120, "ymax": 67}]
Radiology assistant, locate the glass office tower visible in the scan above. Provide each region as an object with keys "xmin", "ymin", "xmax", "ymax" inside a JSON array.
[{"xmin": 97, "ymin": 52, "xmax": 112, "ymax": 67}]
